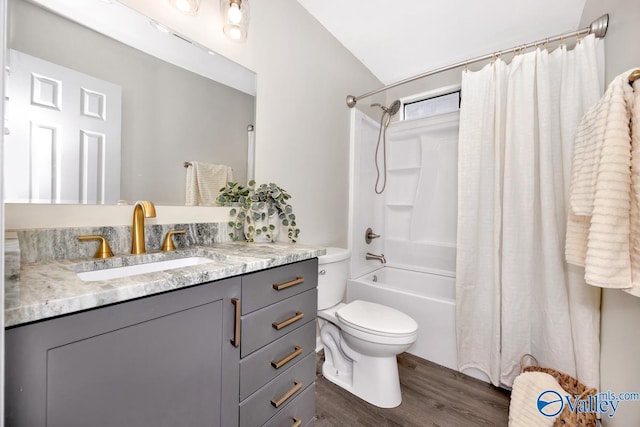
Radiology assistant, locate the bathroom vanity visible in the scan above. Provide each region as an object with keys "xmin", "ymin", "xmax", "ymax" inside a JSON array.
[{"xmin": 5, "ymin": 240, "xmax": 322, "ymax": 427}]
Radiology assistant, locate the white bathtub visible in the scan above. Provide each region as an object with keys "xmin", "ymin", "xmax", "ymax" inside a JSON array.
[{"xmin": 346, "ymin": 267, "xmax": 457, "ymax": 371}]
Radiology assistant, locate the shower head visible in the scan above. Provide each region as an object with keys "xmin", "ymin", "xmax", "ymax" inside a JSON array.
[
  {"xmin": 387, "ymin": 100, "xmax": 401, "ymax": 116},
  {"xmin": 370, "ymin": 100, "xmax": 401, "ymax": 116}
]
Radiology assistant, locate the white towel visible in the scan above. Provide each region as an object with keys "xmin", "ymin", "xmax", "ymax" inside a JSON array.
[
  {"xmin": 185, "ymin": 162, "xmax": 234, "ymax": 206},
  {"xmin": 627, "ymin": 79, "xmax": 640, "ymax": 297},
  {"xmin": 566, "ymin": 70, "xmax": 636, "ymax": 289},
  {"xmin": 509, "ymin": 372, "xmax": 569, "ymax": 427}
]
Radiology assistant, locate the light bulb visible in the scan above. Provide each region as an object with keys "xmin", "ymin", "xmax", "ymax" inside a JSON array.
[
  {"xmin": 228, "ymin": 25, "xmax": 242, "ymax": 40},
  {"xmin": 228, "ymin": 3, "xmax": 243, "ymax": 24},
  {"xmin": 169, "ymin": 0, "xmax": 200, "ymax": 14},
  {"xmin": 175, "ymin": 0, "xmax": 192, "ymax": 12}
]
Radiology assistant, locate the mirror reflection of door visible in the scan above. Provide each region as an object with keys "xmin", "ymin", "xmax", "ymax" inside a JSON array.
[{"xmin": 5, "ymin": 49, "xmax": 122, "ymax": 204}]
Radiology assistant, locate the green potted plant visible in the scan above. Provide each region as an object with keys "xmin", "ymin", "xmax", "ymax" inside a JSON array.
[
  {"xmin": 216, "ymin": 182, "xmax": 249, "ymax": 207},
  {"xmin": 225, "ymin": 180, "xmax": 300, "ymax": 243}
]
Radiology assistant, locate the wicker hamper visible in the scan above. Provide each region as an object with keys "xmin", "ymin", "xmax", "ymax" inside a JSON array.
[{"xmin": 520, "ymin": 354, "xmax": 598, "ymax": 427}]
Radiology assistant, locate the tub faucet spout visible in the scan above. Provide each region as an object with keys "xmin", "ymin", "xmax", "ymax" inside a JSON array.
[{"xmin": 366, "ymin": 252, "xmax": 386, "ymax": 264}]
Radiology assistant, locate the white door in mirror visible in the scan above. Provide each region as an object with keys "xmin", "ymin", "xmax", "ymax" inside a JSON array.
[{"xmin": 5, "ymin": 49, "xmax": 122, "ymax": 204}]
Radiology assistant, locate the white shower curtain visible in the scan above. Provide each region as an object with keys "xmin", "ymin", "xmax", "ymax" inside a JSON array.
[{"xmin": 456, "ymin": 34, "xmax": 604, "ymax": 388}]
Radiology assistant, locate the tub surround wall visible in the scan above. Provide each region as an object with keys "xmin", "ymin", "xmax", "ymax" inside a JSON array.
[
  {"xmin": 383, "ymin": 112, "xmax": 458, "ymax": 275},
  {"xmin": 349, "ymin": 109, "xmax": 459, "ymax": 278},
  {"xmin": 349, "ymin": 110, "xmax": 385, "ymax": 279}
]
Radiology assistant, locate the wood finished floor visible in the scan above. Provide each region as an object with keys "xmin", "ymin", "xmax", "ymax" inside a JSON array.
[{"xmin": 315, "ymin": 352, "xmax": 510, "ymax": 427}]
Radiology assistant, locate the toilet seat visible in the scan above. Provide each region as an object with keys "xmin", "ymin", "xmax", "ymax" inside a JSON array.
[{"xmin": 336, "ymin": 300, "xmax": 418, "ymax": 339}]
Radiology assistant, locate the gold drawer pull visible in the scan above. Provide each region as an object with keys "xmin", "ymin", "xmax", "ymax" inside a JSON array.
[
  {"xmin": 273, "ymin": 277, "xmax": 305, "ymax": 291},
  {"xmin": 291, "ymin": 417, "xmax": 302, "ymax": 427},
  {"xmin": 271, "ymin": 346, "xmax": 303, "ymax": 369},
  {"xmin": 230, "ymin": 298, "xmax": 241, "ymax": 348},
  {"xmin": 272, "ymin": 312, "xmax": 304, "ymax": 331},
  {"xmin": 271, "ymin": 381, "xmax": 302, "ymax": 408}
]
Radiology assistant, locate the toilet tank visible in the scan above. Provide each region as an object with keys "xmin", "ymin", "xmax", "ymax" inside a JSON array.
[{"xmin": 317, "ymin": 247, "xmax": 351, "ymax": 310}]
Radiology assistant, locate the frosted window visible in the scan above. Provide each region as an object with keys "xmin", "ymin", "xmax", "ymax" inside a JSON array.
[{"xmin": 403, "ymin": 91, "xmax": 460, "ymax": 120}]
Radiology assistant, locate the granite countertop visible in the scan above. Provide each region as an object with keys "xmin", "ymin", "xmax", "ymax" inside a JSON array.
[{"xmin": 5, "ymin": 242, "xmax": 325, "ymax": 328}]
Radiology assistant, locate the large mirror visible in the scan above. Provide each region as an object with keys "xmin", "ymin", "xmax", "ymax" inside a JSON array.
[{"xmin": 5, "ymin": 0, "xmax": 256, "ymax": 206}]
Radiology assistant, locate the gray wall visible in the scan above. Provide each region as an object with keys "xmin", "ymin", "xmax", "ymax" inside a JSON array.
[
  {"xmin": 8, "ymin": 0, "xmax": 254, "ymax": 205},
  {"xmin": 580, "ymin": 2, "xmax": 640, "ymax": 426}
]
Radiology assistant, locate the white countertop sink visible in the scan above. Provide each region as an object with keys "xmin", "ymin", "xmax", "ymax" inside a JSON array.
[{"xmin": 77, "ymin": 256, "xmax": 214, "ymax": 282}]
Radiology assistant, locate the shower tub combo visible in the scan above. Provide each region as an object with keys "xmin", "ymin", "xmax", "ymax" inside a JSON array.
[
  {"xmin": 346, "ymin": 267, "xmax": 457, "ymax": 371},
  {"xmin": 348, "ymin": 107, "xmax": 462, "ymax": 375}
]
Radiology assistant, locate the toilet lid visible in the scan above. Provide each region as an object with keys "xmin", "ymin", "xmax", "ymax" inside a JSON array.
[{"xmin": 336, "ymin": 300, "xmax": 418, "ymax": 337}]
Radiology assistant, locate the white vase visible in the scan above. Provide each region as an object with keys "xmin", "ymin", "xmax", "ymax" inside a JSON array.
[{"xmin": 245, "ymin": 207, "xmax": 280, "ymax": 243}]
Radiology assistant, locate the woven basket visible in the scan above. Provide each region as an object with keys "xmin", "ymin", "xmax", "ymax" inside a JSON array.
[{"xmin": 520, "ymin": 354, "xmax": 598, "ymax": 426}]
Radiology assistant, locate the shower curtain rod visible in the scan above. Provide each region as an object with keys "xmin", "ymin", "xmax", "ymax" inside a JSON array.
[{"xmin": 346, "ymin": 14, "xmax": 609, "ymax": 108}]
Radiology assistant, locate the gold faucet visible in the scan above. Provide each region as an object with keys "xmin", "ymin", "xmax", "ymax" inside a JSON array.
[
  {"xmin": 131, "ymin": 200, "xmax": 156, "ymax": 254},
  {"xmin": 78, "ymin": 235, "xmax": 114, "ymax": 259},
  {"xmin": 162, "ymin": 230, "xmax": 186, "ymax": 252}
]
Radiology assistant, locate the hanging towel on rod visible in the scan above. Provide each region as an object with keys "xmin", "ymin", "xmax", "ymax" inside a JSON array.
[
  {"xmin": 185, "ymin": 161, "xmax": 234, "ymax": 206},
  {"xmin": 566, "ymin": 68, "xmax": 640, "ymax": 296}
]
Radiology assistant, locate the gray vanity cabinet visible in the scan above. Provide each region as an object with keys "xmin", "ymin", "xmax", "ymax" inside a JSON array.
[
  {"xmin": 239, "ymin": 258, "xmax": 318, "ymax": 427},
  {"xmin": 5, "ymin": 277, "xmax": 241, "ymax": 427},
  {"xmin": 5, "ymin": 257, "xmax": 320, "ymax": 427}
]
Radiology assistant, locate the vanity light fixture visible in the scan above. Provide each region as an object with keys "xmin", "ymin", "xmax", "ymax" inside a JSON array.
[
  {"xmin": 221, "ymin": 0, "xmax": 249, "ymax": 42},
  {"xmin": 168, "ymin": 0, "xmax": 201, "ymax": 15}
]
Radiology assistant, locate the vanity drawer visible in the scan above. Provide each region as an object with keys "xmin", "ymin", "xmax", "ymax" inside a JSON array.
[
  {"xmin": 239, "ymin": 352, "xmax": 316, "ymax": 427},
  {"xmin": 242, "ymin": 259, "xmax": 318, "ymax": 315},
  {"xmin": 261, "ymin": 383, "xmax": 315, "ymax": 427},
  {"xmin": 242, "ymin": 289, "xmax": 317, "ymax": 357},
  {"xmin": 240, "ymin": 321, "xmax": 316, "ymax": 400}
]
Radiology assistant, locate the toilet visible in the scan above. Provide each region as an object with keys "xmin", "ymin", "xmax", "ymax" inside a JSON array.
[{"xmin": 317, "ymin": 247, "xmax": 418, "ymax": 408}]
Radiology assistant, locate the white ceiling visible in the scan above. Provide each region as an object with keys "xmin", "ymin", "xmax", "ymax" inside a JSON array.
[{"xmin": 296, "ymin": 0, "xmax": 587, "ymax": 85}]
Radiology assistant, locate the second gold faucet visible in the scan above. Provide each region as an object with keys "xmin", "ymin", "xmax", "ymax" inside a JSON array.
[{"xmin": 131, "ymin": 200, "xmax": 156, "ymax": 254}]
